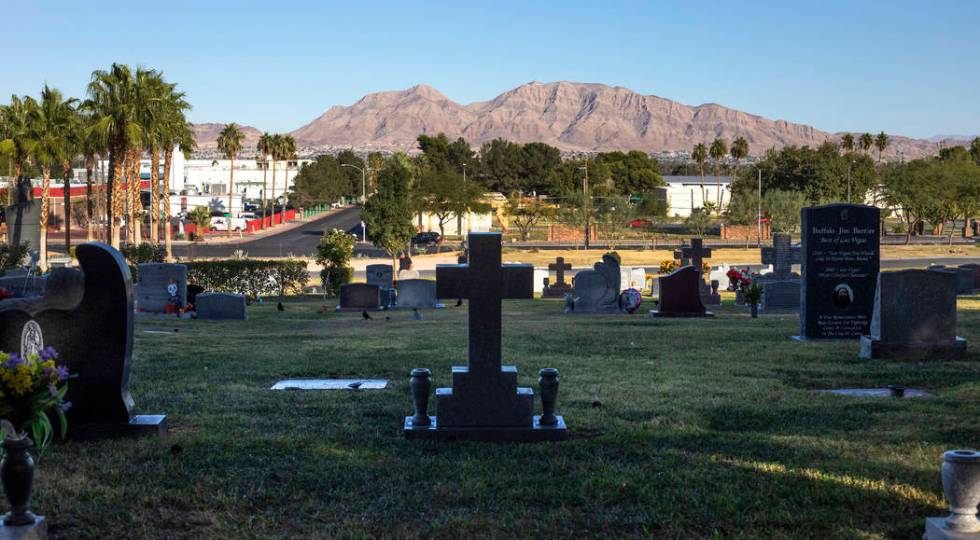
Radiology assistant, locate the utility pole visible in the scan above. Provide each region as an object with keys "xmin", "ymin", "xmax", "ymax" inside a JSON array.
[
  {"xmin": 847, "ymin": 161, "xmax": 852, "ymax": 203},
  {"xmin": 579, "ymin": 160, "xmax": 590, "ymax": 249}
]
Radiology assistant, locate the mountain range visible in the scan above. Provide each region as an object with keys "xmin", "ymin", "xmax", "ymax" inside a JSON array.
[{"xmin": 193, "ymin": 81, "xmax": 967, "ymax": 158}]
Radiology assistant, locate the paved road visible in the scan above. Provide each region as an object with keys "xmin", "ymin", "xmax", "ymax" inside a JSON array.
[{"xmin": 173, "ymin": 207, "xmax": 371, "ymax": 259}]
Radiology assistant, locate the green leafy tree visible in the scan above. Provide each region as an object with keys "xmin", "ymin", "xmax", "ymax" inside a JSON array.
[
  {"xmin": 190, "ymin": 205, "xmax": 212, "ymax": 237},
  {"xmin": 315, "ymin": 228, "xmax": 356, "ymax": 295},
  {"xmin": 277, "ymin": 135, "xmax": 297, "ymax": 223},
  {"xmin": 291, "ymin": 154, "xmax": 357, "ymax": 207},
  {"xmin": 504, "ymin": 194, "xmax": 554, "ymax": 241},
  {"xmin": 520, "ymin": 142, "xmax": 562, "ymax": 194},
  {"xmin": 971, "ymin": 137, "xmax": 980, "ymax": 165},
  {"xmin": 763, "ymin": 189, "xmax": 806, "ymax": 233},
  {"xmin": 257, "ymin": 132, "xmax": 273, "ymax": 228},
  {"xmin": 362, "ymin": 160, "xmax": 415, "ymax": 267},
  {"xmin": 594, "ymin": 150, "xmax": 664, "ymax": 195},
  {"xmin": 478, "ymin": 138, "xmax": 524, "ymax": 192},
  {"xmin": 0, "ymin": 96, "xmax": 36, "ymax": 206},
  {"xmin": 217, "ymin": 123, "xmax": 244, "ymax": 238},
  {"xmin": 684, "ymin": 201, "xmax": 716, "ymax": 238},
  {"xmin": 840, "ymin": 133, "xmax": 855, "ymax": 154},
  {"xmin": 593, "ymin": 195, "xmax": 635, "ymax": 248},
  {"xmin": 729, "ymin": 136, "xmax": 749, "ymax": 200}
]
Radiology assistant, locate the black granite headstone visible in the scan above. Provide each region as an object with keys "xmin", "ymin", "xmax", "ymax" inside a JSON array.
[
  {"xmin": 406, "ymin": 232, "xmax": 566, "ymax": 441},
  {"xmin": 338, "ymin": 283, "xmax": 382, "ymax": 311},
  {"xmin": 0, "ymin": 242, "xmax": 166, "ymax": 438},
  {"xmin": 798, "ymin": 204, "xmax": 880, "ymax": 339}
]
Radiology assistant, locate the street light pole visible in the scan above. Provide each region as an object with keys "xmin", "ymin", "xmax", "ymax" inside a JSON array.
[
  {"xmin": 757, "ymin": 167, "xmax": 762, "ymax": 248},
  {"xmin": 342, "ymin": 163, "xmax": 368, "ymax": 242}
]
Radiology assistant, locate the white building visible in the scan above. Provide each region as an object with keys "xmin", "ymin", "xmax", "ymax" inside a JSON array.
[{"xmin": 662, "ymin": 175, "xmax": 732, "ymax": 217}]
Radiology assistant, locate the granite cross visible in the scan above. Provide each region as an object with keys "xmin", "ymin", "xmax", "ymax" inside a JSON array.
[
  {"xmin": 436, "ymin": 233, "xmax": 533, "ymax": 376},
  {"xmin": 548, "ymin": 257, "xmax": 572, "ymax": 287},
  {"xmin": 761, "ymin": 233, "xmax": 801, "ymax": 279},
  {"xmin": 674, "ymin": 238, "xmax": 712, "ymax": 274}
]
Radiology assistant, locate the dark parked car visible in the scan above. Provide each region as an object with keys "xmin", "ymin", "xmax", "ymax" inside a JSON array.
[{"xmin": 412, "ymin": 231, "xmax": 441, "ymax": 246}]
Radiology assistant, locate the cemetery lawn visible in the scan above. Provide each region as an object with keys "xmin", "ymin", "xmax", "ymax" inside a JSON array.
[{"xmin": 41, "ymin": 294, "xmax": 980, "ymax": 539}]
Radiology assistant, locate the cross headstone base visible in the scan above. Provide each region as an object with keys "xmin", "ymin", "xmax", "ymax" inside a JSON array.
[
  {"xmin": 404, "ymin": 415, "xmax": 567, "ymax": 442},
  {"xmin": 0, "ymin": 515, "xmax": 46, "ymax": 540},
  {"xmin": 69, "ymin": 415, "xmax": 168, "ymax": 440},
  {"xmin": 923, "ymin": 517, "xmax": 980, "ymax": 540},
  {"xmin": 860, "ymin": 336, "xmax": 967, "ymax": 360}
]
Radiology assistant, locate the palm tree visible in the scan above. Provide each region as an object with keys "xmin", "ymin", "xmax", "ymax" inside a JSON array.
[
  {"xmin": 840, "ymin": 133, "xmax": 855, "ymax": 154},
  {"xmin": 729, "ymin": 136, "xmax": 749, "ymax": 196},
  {"xmin": 268, "ymin": 133, "xmax": 283, "ymax": 226},
  {"xmin": 859, "ymin": 133, "xmax": 874, "ymax": 156},
  {"xmin": 691, "ymin": 142, "xmax": 708, "ymax": 207},
  {"xmin": 79, "ymin": 111, "xmax": 103, "ymax": 241},
  {"xmin": 85, "ymin": 63, "xmax": 146, "ymax": 248},
  {"xmin": 138, "ymin": 70, "xmax": 174, "ymax": 244},
  {"xmin": 217, "ymin": 123, "xmax": 244, "ymax": 238},
  {"xmin": 59, "ymin": 105, "xmax": 82, "ymax": 253},
  {"xmin": 0, "ymin": 96, "xmax": 36, "ymax": 206},
  {"xmin": 874, "ymin": 131, "xmax": 889, "ymax": 164},
  {"xmin": 257, "ymin": 132, "xmax": 273, "ymax": 229},
  {"xmin": 709, "ymin": 138, "xmax": 727, "ymax": 207},
  {"xmin": 28, "ymin": 86, "xmax": 77, "ymax": 270},
  {"xmin": 159, "ymin": 120, "xmax": 194, "ymax": 259},
  {"xmin": 278, "ymin": 135, "xmax": 296, "ymax": 225}
]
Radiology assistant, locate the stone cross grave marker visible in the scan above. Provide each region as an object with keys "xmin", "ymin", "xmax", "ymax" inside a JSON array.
[
  {"xmin": 760, "ymin": 233, "xmax": 801, "ymax": 279},
  {"xmin": 542, "ymin": 256, "xmax": 573, "ymax": 298},
  {"xmin": 405, "ymin": 232, "xmax": 566, "ymax": 441},
  {"xmin": 674, "ymin": 238, "xmax": 712, "ymax": 274}
]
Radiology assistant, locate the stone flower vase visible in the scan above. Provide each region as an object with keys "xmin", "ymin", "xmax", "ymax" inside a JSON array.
[
  {"xmin": 1, "ymin": 436, "xmax": 37, "ymax": 526},
  {"xmin": 538, "ymin": 368, "xmax": 560, "ymax": 426},
  {"xmin": 750, "ymin": 303, "xmax": 759, "ymax": 318},
  {"xmin": 409, "ymin": 368, "xmax": 432, "ymax": 427},
  {"xmin": 941, "ymin": 449, "xmax": 980, "ymax": 532},
  {"xmin": 735, "ymin": 290, "xmax": 746, "ymax": 306}
]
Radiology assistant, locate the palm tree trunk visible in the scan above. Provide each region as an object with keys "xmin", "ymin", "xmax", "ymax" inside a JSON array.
[
  {"xmin": 261, "ymin": 160, "xmax": 267, "ymax": 229},
  {"xmin": 111, "ymin": 150, "xmax": 125, "ymax": 249},
  {"xmin": 5, "ymin": 159, "xmax": 13, "ymax": 206},
  {"xmin": 150, "ymin": 147, "xmax": 160, "ymax": 243},
  {"xmin": 85, "ymin": 156, "xmax": 95, "ymax": 241},
  {"xmin": 128, "ymin": 148, "xmax": 142, "ymax": 243},
  {"xmin": 162, "ymin": 147, "xmax": 173, "ymax": 260},
  {"xmin": 715, "ymin": 164, "xmax": 721, "ymax": 207},
  {"xmin": 228, "ymin": 155, "xmax": 235, "ymax": 238},
  {"xmin": 281, "ymin": 162, "xmax": 288, "ymax": 225},
  {"xmin": 270, "ymin": 159, "xmax": 277, "ymax": 226},
  {"xmin": 699, "ymin": 165, "xmax": 705, "ymax": 207},
  {"xmin": 39, "ymin": 168, "xmax": 51, "ymax": 271},
  {"xmin": 62, "ymin": 160, "xmax": 71, "ymax": 253}
]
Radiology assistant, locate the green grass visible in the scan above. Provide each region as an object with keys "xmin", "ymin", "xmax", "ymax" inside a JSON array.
[{"xmin": 35, "ymin": 293, "xmax": 980, "ymax": 539}]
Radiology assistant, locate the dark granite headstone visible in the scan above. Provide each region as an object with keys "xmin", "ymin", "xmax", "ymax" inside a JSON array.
[
  {"xmin": 757, "ymin": 234, "xmax": 802, "ymax": 312},
  {"xmin": 187, "ymin": 284, "xmax": 204, "ymax": 306},
  {"xmin": 5, "ymin": 179, "xmax": 40, "ymax": 250},
  {"xmin": 135, "ymin": 263, "xmax": 187, "ymax": 313},
  {"xmin": 929, "ymin": 266, "xmax": 975, "ymax": 295},
  {"xmin": 675, "ymin": 238, "xmax": 714, "ymax": 305},
  {"xmin": 798, "ymin": 204, "xmax": 880, "ymax": 339},
  {"xmin": 760, "ymin": 233, "xmax": 802, "ymax": 280},
  {"xmin": 542, "ymin": 257, "xmax": 573, "ymax": 298},
  {"xmin": 959, "ymin": 263, "xmax": 980, "ymax": 291},
  {"xmin": 405, "ymin": 232, "xmax": 566, "ymax": 441},
  {"xmin": 650, "ymin": 265, "xmax": 712, "ymax": 317},
  {"xmin": 396, "ymin": 279, "xmax": 438, "ymax": 309},
  {"xmin": 0, "ymin": 242, "xmax": 166, "ymax": 438},
  {"xmin": 366, "ymin": 264, "xmax": 395, "ymax": 307},
  {"xmin": 570, "ymin": 255, "xmax": 621, "ymax": 313},
  {"xmin": 338, "ymin": 283, "xmax": 382, "ymax": 311},
  {"xmin": 195, "ymin": 293, "xmax": 247, "ymax": 320},
  {"xmin": 860, "ymin": 270, "xmax": 966, "ymax": 359}
]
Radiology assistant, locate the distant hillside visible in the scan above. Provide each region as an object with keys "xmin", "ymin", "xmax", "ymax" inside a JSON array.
[
  {"xmin": 191, "ymin": 123, "xmax": 262, "ymax": 150},
  {"xmin": 196, "ymin": 82, "xmax": 954, "ymax": 158}
]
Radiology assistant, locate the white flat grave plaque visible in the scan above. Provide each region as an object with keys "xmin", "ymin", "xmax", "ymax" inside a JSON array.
[
  {"xmin": 271, "ymin": 379, "xmax": 389, "ymax": 390},
  {"xmin": 817, "ymin": 387, "xmax": 931, "ymax": 398}
]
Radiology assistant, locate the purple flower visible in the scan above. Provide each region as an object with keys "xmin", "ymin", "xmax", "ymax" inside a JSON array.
[
  {"xmin": 60, "ymin": 401, "xmax": 72, "ymax": 412},
  {"xmin": 39, "ymin": 347, "xmax": 58, "ymax": 361},
  {"xmin": 3, "ymin": 353, "xmax": 23, "ymax": 370},
  {"xmin": 55, "ymin": 366, "xmax": 69, "ymax": 382},
  {"xmin": 48, "ymin": 384, "xmax": 58, "ymax": 397}
]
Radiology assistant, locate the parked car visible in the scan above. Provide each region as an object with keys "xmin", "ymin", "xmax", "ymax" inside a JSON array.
[
  {"xmin": 412, "ymin": 231, "xmax": 441, "ymax": 246},
  {"xmin": 629, "ymin": 219, "xmax": 653, "ymax": 228},
  {"xmin": 209, "ymin": 216, "xmax": 247, "ymax": 232}
]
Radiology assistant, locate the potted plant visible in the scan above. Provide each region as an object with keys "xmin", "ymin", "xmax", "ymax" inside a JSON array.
[
  {"xmin": 0, "ymin": 347, "xmax": 70, "ymax": 526},
  {"xmin": 744, "ymin": 283, "xmax": 762, "ymax": 318}
]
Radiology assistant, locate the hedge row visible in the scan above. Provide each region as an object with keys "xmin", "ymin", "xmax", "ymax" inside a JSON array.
[{"xmin": 185, "ymin": 259, "xmax": 309, "ymax": 299}]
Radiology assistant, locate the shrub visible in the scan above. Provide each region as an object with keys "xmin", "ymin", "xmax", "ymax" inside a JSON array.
[
  {"xmin": 315, "ymin": 229, "xmax": 355, "ymax": 295},
  {"xmin": 0, "ymin": 243, "xmax": 30, "ymax": 274},
  {"xmin": 120, "ymin": 243, "xmax": 166, "ymax": 280},
  {"xmin": 186, "ymin": 259, "xmax": 308, "ymax": 299}
]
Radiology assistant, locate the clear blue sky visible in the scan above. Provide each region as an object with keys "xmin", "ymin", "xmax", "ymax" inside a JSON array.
[{"xmin": 3, "ymin": 0, "xmax": 978, "ymax": 138}]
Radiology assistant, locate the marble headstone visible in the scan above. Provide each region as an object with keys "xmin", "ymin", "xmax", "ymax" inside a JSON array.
[
  {"xmin": 650, "ymin": 265, "xmax": 712, "ymax": 317},
  {"xmin": 570, "ymin": 255, "xmax": 621, "ymax": 313},
  {"xmin": 135, "ymin": 263, "xmax": 187, "ymax": 312},
  {"xmin": 0, "ymin": 242, "xmax": 166, "ymax": 438},
  {"xmin": 338, "ymin": 283, "xmax": 382, "ymax": 311},
  {"xmin": 798, "ymin": 204, "xmax": 880, "ymax": 339},
  {"xmin": 757, "ymin": 234, "xmax": 802, "ymax": 312},
  {"xmin": 860, "ymin": 270, "xmax": 966, "ymax": 359},
  {"xmin": 405, "ymin": 232, "xmax": 566, "ymax": 441},
  {"xmin": 396, "ymin": 279, "xmax": 438, "ymax": 309},
  {"xmin": 195, "ymin": 292, "xmax": 247, "ymax": 320}
]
